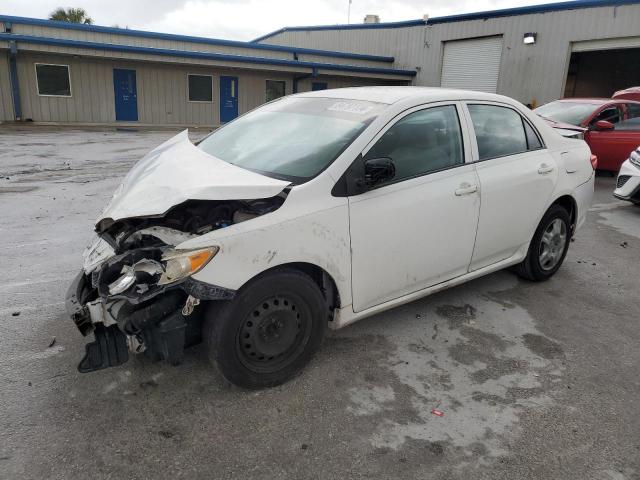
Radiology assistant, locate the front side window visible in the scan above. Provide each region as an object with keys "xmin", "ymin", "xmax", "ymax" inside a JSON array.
[
  {"xmin": 266, "ymin": 80, "xmax": 286, "ymax": 102},
  {"xmin": 468, "ymin": 104, "xmax": 532, "ymax": 160},
  {"xmin": 591, "ymin": 106, "xmax": 622, "ymax": 125},
  {"xmin": 198, "ymin": 97, "xmax": 386, "ymax": 182},
  {"xmin": 364, "ymin": 105, "xmax": 464, "ymax": 184},
  {"xmin": 35, "ymin": 64, "xmax": 71, "ymax": 96},
  {"xmin": 188, "ymin": 74, "xmax": 212, "ymax": 102}
]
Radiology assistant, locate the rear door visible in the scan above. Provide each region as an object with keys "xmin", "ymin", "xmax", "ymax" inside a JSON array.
[
  {"xmin": 348, "ymin": 103, "xmax": 480, "ymax": 312},
  {"xmin": 463, "ymin": 102, "xmax": 557, "ymax": 271}
]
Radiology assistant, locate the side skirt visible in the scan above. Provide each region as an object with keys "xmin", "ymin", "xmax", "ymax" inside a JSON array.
[{"xmin": 331, "ymin": 242, "xmax": 530, "ymax": 330}]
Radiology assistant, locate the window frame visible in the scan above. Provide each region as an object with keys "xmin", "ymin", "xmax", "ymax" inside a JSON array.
[
  {"xmin": 265, "ymin": 79, "xmax": 287, "ymax": 102},
  {"xmin": 462, "ymin": 101, "xmax": 546, "ymax": 163},
  {"xmin": 34, "ymin": 63, "xmax": 72, "ymax": 98},
  {"xmin": 357, "ymin": 101, "xmax": 471, "ymax": 191},
  {"xmin": 187, "ymin": 73, "xmax": 213, "ymax": 103}
]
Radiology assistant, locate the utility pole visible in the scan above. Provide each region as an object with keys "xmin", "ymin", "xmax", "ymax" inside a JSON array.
[{"xmin": 347, "ymin": 0, "xmax": 352, "ymax": 24}]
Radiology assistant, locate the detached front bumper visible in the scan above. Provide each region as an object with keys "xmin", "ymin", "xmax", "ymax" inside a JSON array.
[
  {"xmin": 65, "ymin": 271, "xmax": 130, "ymax": 372},
  {"xmin": 66, "ymin": 267, "xmax": 236, "ymax": 374}
]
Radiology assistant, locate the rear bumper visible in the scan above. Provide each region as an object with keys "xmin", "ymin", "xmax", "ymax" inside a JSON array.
[{"xmin": 574, "ymin": 172, "xmax": 595, "ymax": 232}]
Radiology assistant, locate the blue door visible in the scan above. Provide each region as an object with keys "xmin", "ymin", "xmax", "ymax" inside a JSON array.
[
  {"xmin": 220, "ymin": 76, "xmax": 238, "ymax": 123},
  {"xmin": 113, "ymin": 69, "xmax": 138, "ymax": 121},
  {"xmin": 312, "ymin": 82, "xmax": 328, "ymax": 91}
]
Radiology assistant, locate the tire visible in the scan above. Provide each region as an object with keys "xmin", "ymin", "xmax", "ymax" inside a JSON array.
[
  {"xmin": 204, "ymin": 269, "xmax": 327, "ymax": 389},
  {"xmin": 515, "ymin": 204, "xmax": 571, "ymax": 282}
]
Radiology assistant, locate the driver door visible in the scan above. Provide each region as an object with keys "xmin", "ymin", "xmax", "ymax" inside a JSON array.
[
  {"xmin": 346, "ymin": 103, "xmax": 480, "ymax": 312},
  {"xmin": 585, "ymin": 105, "xmax": 624, "ymax": 170}
]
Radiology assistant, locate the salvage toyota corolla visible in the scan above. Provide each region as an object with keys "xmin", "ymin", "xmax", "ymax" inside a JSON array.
[{"xmin": 67, "ymin": 87, "xmax": 595, "ymax": 388}]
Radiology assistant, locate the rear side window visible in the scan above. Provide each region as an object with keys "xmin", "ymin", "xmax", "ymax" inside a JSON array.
[
  {"xmin": 364, "ymin": 105, "xmax": 464, "ymax": 184},
  {"xmin": 468, "ymin": 104, "xmax": 542, "ymax": 160},
  {"xmin": 627, "ymin": 103, "xmax": 640, "ymax": 119}
]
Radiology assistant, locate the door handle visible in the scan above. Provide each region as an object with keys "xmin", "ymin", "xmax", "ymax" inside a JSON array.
[
  {"xmin": 538, "ymin": 163, "xmax": 554, "ymax": 174},
  {"xmin": 455, "ymin": 183, "xmax": 478, "ymax": 196}
]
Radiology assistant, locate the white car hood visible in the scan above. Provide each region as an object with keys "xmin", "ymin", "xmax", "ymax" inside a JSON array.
[{"xmin": 98, "ymin": 130, "xmax": 290, "ymax": 223}]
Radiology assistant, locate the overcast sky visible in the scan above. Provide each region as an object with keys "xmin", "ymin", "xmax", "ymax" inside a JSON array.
[{"xmin": 3, "ymin": 0, "xmax": 562, "ymax": 41}]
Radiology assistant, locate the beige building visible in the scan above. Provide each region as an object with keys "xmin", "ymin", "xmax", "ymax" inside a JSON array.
[{"xmin": 0, "ymin": 15, "xmax": 414, "ymax": 126}]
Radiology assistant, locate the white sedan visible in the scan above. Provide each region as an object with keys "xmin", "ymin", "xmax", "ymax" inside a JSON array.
[{"xmin": 67, "ymin": 87, "xmax": 595, "ymax": 388}]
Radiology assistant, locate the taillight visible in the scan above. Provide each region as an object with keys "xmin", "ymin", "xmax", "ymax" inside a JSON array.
[{"xmin": 590, "ymin": 154, "xmax": 598, "ymax": 170}]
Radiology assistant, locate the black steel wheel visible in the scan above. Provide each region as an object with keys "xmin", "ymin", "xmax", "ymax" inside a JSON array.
[
  {"xmin": 204, "ymin": 269, "xmax": 327, "ymax": 389},
  {"xmin": 237, "ymin": 294, "xmax": 312, "ymax": 373}
]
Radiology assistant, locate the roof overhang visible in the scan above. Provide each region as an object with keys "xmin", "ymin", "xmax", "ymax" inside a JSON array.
[{"xmin": 0, "ymin": 33, "xmax": 416, "ymax": 79}]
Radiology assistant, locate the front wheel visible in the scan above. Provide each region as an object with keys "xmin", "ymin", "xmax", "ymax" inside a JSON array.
[
  {"xmin": 204, "ymin": 269, "xmax": 328, "ymax": 389},
  {"xmin": 515, "ymin": 204, "xmax": 571, "ymax": 282}
]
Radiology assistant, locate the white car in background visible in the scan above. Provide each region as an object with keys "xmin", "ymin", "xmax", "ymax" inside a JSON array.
[
  {"xmin": 67, "ymin": 87, "xmax": 595, "ymax": 389},
  {"xmin": 614, "ymin": 147, "xmax": 640, "ymax": 204}
]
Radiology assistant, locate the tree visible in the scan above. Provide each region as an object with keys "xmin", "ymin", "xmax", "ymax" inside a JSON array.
[{"xmin": 49, "ymin": 7, "xmax": 93, "ymax": 24}]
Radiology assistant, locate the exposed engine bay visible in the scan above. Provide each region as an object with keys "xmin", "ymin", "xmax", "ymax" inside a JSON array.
[{"xmin": 66, "ymin": 195, "xmax": 286, "ymax": 373}]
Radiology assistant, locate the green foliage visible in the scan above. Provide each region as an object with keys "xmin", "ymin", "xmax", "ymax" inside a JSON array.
[{"xmin": 49, "ymin": 7, "xmax": 93, "ymax": 24}]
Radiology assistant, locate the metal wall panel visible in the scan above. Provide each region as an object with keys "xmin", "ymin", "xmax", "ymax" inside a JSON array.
[
  {"xmin": 261, "ymin": 3, "xmax": 640, "ymax": 105},
  {"xmin": 0, "ymin": 52, "xmax": 14, "ymax": 120},
  {"xmin": 15, "ymin": 53, "xmax": 337, "ymax": 125}
]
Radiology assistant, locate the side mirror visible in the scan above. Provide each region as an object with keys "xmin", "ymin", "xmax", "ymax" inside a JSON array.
[
  {"xmin": 363, "ymin": 157, "xmax": 395, "ymax": 187},
  {"xmin": 593, "ymin": 120, "xmax": 615, "ymax": 131}
]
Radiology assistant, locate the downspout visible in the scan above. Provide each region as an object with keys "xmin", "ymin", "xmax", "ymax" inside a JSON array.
[
  {"xmin": 293, "ymin": 67, "xmax": 318, "ymax": 94},
  {"xmin": 7, "ymin": 34, "xmax": 22, "ymax": 120}
]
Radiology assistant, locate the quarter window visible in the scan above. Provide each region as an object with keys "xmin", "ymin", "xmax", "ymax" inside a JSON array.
[
  {"xmin": 364, "ymin": 105, "xmax": 464, "ymax": 184},
  {"xmin": 266, "ymin": 80, "xmax": 286, "ymax": 102},
  {"xmin": 524, "ymin": 121, "xmax": 543, "ymax": 150},
  {"xmin": 468, "ymin": 104, "xmax": 534, "ymax": 160},
  {"xmin": 188, "ymin": 74, "xmax": 213, "ymax": 102},
  {"xmin": 35, "ymin": 64, "xmax": 71, "ymax": 96}
]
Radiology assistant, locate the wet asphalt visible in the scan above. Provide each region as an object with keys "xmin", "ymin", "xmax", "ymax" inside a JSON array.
[{"xmin": 0, "ymin": 126, "xmax": 639, "ymax": 480}]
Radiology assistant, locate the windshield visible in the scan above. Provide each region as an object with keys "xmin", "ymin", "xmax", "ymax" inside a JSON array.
[
  {"xmin": 198, "ymin": 97, "xmax": 386, "ymax": 182},
  {"xmin": 534, "ymin": 101, "xmax": 600, "ymax": 126}
]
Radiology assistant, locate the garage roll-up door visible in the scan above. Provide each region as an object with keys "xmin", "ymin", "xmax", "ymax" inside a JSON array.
[
  {"xmin": 572, "ymin": 36, "xmax": 640, "ymax": 52},
  {"xmin": 441, "ymin": 36, "xmax": 503, "ymax": 93}
]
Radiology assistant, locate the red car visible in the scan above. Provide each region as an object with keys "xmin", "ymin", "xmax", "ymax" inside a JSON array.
[{"xmin": 535, "ymin": 98, "xmax": 640, "ymax": 171}]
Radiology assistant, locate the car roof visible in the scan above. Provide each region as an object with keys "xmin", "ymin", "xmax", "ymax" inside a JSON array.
[
  {"xmin": 556, "ymin": 98, "xmax": 633, "ymax": 105},
  {"xmin": 295, "ymin": 86, "xmax": 516, "ymax": 105}
]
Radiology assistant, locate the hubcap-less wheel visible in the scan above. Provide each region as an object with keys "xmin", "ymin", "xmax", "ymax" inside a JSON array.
[
  {"xmin": 237, "ymin": 295, "xmax": 311, "ymax": 373},
  {"xmin": 538, "ymin": 218, "xmax": 567, "ymax": 271}
]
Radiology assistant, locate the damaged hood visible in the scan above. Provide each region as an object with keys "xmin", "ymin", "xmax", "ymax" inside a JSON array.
[{"xmin": 98, "ymin": 130, "xmax": 290, "ymax": 223}]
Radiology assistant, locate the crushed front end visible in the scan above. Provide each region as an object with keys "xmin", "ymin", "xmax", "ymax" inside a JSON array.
[{"xmin": 66, "ymin": 197, "xmax": 283, "ymax": 373}]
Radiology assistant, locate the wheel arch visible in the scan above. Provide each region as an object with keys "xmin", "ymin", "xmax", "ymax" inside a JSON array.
[
  {"xmin": 549, "ymin": 194, "xmax": 578, "ymax": 234},
  {"xmin": 238, "ymin": 262, "xmax": 341, "ymax": 314}
]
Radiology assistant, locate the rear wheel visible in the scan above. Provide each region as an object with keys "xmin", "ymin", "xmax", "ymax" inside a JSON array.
[
  {"xmin": 515, "ymin": 204, "xmax": 571, "ymax": 282},
  {"xmin": 204, "ymin": 269, "xmax": 327, "ymax": 389}
]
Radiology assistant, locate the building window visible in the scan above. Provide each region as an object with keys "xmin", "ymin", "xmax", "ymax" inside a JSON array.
[
  {"xmin": 266, "ymin": 80, "xmax": 286, "ymax": 102},
  {"xmin": 188, "ymin": 74, "xmax": 213, "ymax": 102},
  {"xmin": 35, "ymin": 64, "xmax": 71, "ymax": 97}
]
